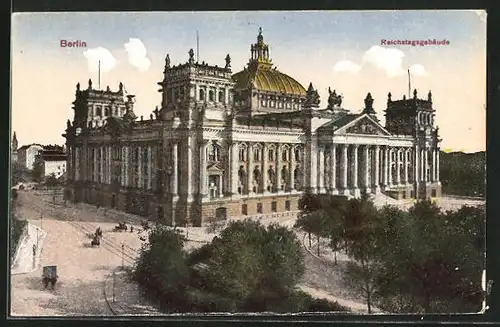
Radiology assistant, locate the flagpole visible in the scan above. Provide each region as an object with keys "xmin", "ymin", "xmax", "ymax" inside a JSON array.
[
  {"xmin": 408, "ymin": 68, "xmax": 411, "ymax": 98},
  {"xmin": 98, "ymin": 60, "xmax": 101, "ymax": 90}
]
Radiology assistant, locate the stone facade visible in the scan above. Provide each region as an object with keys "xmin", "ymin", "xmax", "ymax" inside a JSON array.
[{"xmin": 63, "ymin": 29, "xmax": 442, "ymax": 226}]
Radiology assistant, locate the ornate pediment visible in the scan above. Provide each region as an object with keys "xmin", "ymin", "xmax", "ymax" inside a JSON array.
[
  {"xmin": 336, "ymin": 115, "xmax": 391, "ymax": 136},
  {"xmin": 207, "ymin": 162, "xmax": 225, "ymax": 174}
]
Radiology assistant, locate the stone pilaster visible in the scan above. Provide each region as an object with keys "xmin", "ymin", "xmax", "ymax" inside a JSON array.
[
  {"xmin": 317, "ymin": 146, "xmax": 326, "ymax": 193},
  {"xmin": 352, "ymin": 145, "xmax": 360, "ymax": 196},
  {"xmin": 424, "ymin": 149, "xmax": 429, "ymax": 183},
  {"xmin": 396, "ymin": 148, "xmax": 401, "ymax": 185},
  {"xmin": 374, "ymin": 145, "xmax": 380, "ymax": 193},
  {"xmin": 147, "ymin": 146, "xmax": 152, "ymax": 190},
  {"xmin": 436, "ymin": 149, "xmax": 441, "ymax": 184},
  {"xmin": 289, "ymin": 146, "xmax": 296, "ymax": 192},
  {"xmin": 171, "ymin": 142, "xmax": 178, "ymax": 198},
  {"xmin": 404, "ymin": 149, "xmax": 409, "ymax": 184},
  {"xmin": 199, "ymin": 141, "xmax": 208, "ymax": 199},
  {"xmin": 342, "ymin": 144, "xmax": 348, "ymax": 191},
  {"xmin": 247, "ymin": 143, "xmax": 254, "ymax": 195},
  {"xmin": 388, "ymin": 148, "xmax": 393, "ymax": 187},
  {"xmin": 137, "ymin": 145, "xmax": 142, "ymax": 188},
  {"xmin": 383, "ymin": 147, "xmax": 389, "ymax": 188},
  {"xmin": 363, "ymin": 145, "xmax": 369, "ymax": 192},
  {"xmin": 329, "ymin": 145, "xmax": 337, "ymax": 194},
  {"xmin": 276, "ymin": 144, "xmax": 282, "ymax": 193},
  {"xmin": 231, "ymin": 142, "xmax": 239, "ymax": 196},
  {"xmin": 263, "ymin": 143, "xmax": 269, "ymax": 194}
]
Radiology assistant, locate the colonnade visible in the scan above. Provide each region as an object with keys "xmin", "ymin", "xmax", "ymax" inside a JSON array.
[{"xmin": 71, "ymin": 141, "xmax": 441, "ymax": 199}]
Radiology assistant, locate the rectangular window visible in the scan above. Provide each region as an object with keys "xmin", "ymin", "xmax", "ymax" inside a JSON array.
[
  {"xmin": 285, "ymin": 200, "xmax": 291, "ymax": 211},
  {"xmin": 268, "ymin": 149, "xmax": 274, "ymax": 161},
  {"xmin": 271, "ymin": 201, "xmax": 277, "ymax": 212},
  {"xmin": 242, "ymin": 204, "xmax": 248, "ymax": 216},
  {"xmin": 431, "ymin": 189, "xmax": 437, "ymax": 197},
  {"xmin": 257, "ymin": 203, "xmax": 263, "ymax": 214}
]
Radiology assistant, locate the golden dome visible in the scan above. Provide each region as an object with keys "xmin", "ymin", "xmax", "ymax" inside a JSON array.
[
  {"xmin": 232, "ymin": 67, "xmax": 306, "ymax": 97},
  {"xmin": 232, "ymin": 27, "xmax": 306, "ymax": 97}
]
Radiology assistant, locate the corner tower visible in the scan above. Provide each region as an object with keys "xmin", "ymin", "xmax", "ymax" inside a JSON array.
[
  {"xmin": 71, "ymin": 80, "xmax": 132, "ymax": 129},
  {"xmin": 385, "ymin": 89, "xmax": 441, "ymax": 199}
]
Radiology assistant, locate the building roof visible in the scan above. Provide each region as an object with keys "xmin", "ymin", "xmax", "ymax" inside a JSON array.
[
  {"xmin": 18, "ymin": 143, "xmax": 44, "ymax": 151},
  {"xmin": 40, "ymin": 154, "xmax": 66, "ymax": 161},
  {"xmin": 232, "ymin": 67, "xmax": 306, "ymax": 97},
  {"xmin": 232, "ymin": 28, "xmax": 306, "ymax": 97}
]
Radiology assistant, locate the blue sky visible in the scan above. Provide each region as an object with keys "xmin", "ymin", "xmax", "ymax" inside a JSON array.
[{"xmin": 11, "ymin": 10, "xmax": 486, "ymax": 152}]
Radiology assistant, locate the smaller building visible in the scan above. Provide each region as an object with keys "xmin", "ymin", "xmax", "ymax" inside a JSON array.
[
  {"xmin": 17, "ymin": 143, "xmax": 44, "ymax": 170},
  {"xmin": 34, "ymin": 145, "xmax": 67, "ymax": 178}
]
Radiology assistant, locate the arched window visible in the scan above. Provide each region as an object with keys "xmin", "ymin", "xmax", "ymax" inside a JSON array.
[
  {"xmin": 104, "ymin": 107, "xmax": 110, "ymax": 116},
  {"xmin": 96, "ymin": 106, "xmax": 102, "ymax": 117},
  {"xmin": 208, "ymin": 143, "xmax": 220, "ymax": 162},
  {"xmin": 294, "ymin": 148, "xmax": 301, "ymax": 162},
  {"xmin": 282, "ymin": 149, "xmax": 288, "ymax": 161},
  {"xmin": 268, "ymin": 148, "xmax": 275, "ymax": 161},
  {"xmin": 209, "ymin": 90, "xmax": 215, "ymax": 102},
  {"xmin": 218, "ymin": 91, "xmax": 224, "ymax": 103},
  {"xmin": 199, "ymin": 89, "xmax": 205, "ymax": 101},
  {"xmin": 253, "ymin": 147, "xmax": 261, "ymax": 161},
  {"xmin": 239, "ymin": 146, "xmax": 247, "ymax": 162}
]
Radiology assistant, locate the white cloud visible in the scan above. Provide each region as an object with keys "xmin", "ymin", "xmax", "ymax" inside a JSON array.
[
  {"xmin": 474, "ymin": 10, "xmax": 487, "ymax": 23},
  {"xmin": 83, "ymin": 47, "xmax": 117, "ymax": 73},
  {"xmin": 363, "ymin": 45, "xmax": 405, "ymax": 77},
  {"xmin": 409, "ymin": 64, "xmax": 428, "ymax": 76},
  {"xmin": 332, "ymin": 46, "xmax": 428, "ymax": 78},
  {"xmin": 333, "ymin": 60, "xmax": 361, "ymax": 74},
  {"xmin": 124, "ymin": 38, "xmax": 151, "ymax": 72}
]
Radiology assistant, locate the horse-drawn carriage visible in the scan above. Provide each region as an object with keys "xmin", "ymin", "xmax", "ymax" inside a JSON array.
[
  {"xmin": 90, "ymin": 234, "xmax": 101, "ymax": 247},
  {"xmin": 42, "ymin": 265, "xmax": 58, "ymax": 289},
  {"xmin": 114, "ymin": 222, "xmax": 128, "ymax": 232}
]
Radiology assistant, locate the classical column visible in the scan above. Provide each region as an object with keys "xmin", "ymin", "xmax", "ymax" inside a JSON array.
[
  {"xmin": 137, "ymin": 145, "xmax": 142, "ymax": 188},
  {"xmin": 352, "ymin": 145, "xmax": 359, "ymax": 196},
  {"xmin": 383, "ymin": 147, "xmax": 389, "ymax": 188},
  {"xmin": 432, "ymin": 149, "xmax": 436, "ymax": 182},
  {"xmin": 403, "ymin": 149, "xmax": 409, "ymax": 184},
  {"xmin": 231, "ymin": 142, "xmax": 239, "ymax": 196},
  {"xmin": 199, "ymin": 141, "xmax": 208, "ymax": 198},
  {"xmin": 108, "ymin": 145, "xmax": 112, "ymax": 184},
  {"xmin": 374, "ymin": 145, "xmax": 380, "ymax": 193},
  {"xmin": 147, "ymin": 146, "xmax": 152, "ymax": 190},
  {"xmin": 247, "ymin": 143, "xmax": 254, "ymax": 194},
  {"xmin": 171, "ymin": 142, "xmax": 178, "ymax": 197},
  {"xmin": 276, "ymin": 144, "xmax": 282, "ymax": 193},
  {"xmin": 120, "ymin": 147, "xmax": 124, "ymax": 186},
  {"xmin": 424, "ymin": 149, "xmax": 429, "ymax": 183},
  {"xmin": 329, "ymin": 145, "xmax": 337, "ymax": 194},
  {"xmin": 342, "ymin": 144, "xmax": 348, "ymax": 191},
  {"xmin": 396, "ymin": 148, "xmax": 401, "ymax": 185},
  {"xmin": 436, "ymin": 149, "xmax": 440, "ymax": 183},
  {"xmin": 219, "ymin": 175, "xmax": 224, "ymax": 198},
  {"xmin": 363, "ymin": 145, "xmax": 369, "ymax": 192},
  {"xmin": 263, "ymin": 143, "xmax": 269, "ymax": 194},
  {"xmin": 317, "ymin": 146, "xmax": 325, "ymax": 193},
  {"xmin": 289, "ymin": 146, "xmax": 296, "ymax": 192},
  {"xmin": 414, "ymin": 146, "xmax": 420, "ymax": 185},
  {"xmin": 125, "ymin": 146, "xmax": 129, "ymax": 187},
  {"xmin": 388, "ymin": 148, "xmax": 393, "ymax": 187},
  {"xmin": 186, "ymin": 138, "xmax": 193, "ymax": 200},
  {"xmin": 93, "ymin": 147, "xmax": 97, "ymax": 182}
]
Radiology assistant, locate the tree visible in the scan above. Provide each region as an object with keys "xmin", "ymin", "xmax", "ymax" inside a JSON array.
[
  {"xmin": 11, "ymin": 161, "xmax": 30, "ymax": 185},
  {"xmin": 202, "ymin": 219, "xmax": 305, "ymax": 311},
  {"xmin": 341, "ymin": 196, "xmax": 381, "ymax": 313},
  {"xmin": 133, "ymin": 226, "xmax": 190, "ymax": 311},
  {"xmin": 31, "ymin": 160, "xmax": 44, "ymax": 182}
]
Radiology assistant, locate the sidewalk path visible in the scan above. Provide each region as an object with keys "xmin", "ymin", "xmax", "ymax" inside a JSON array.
[{"xmin": 12, "ymin": 223, "xmax": 47, "ymax": 275}]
